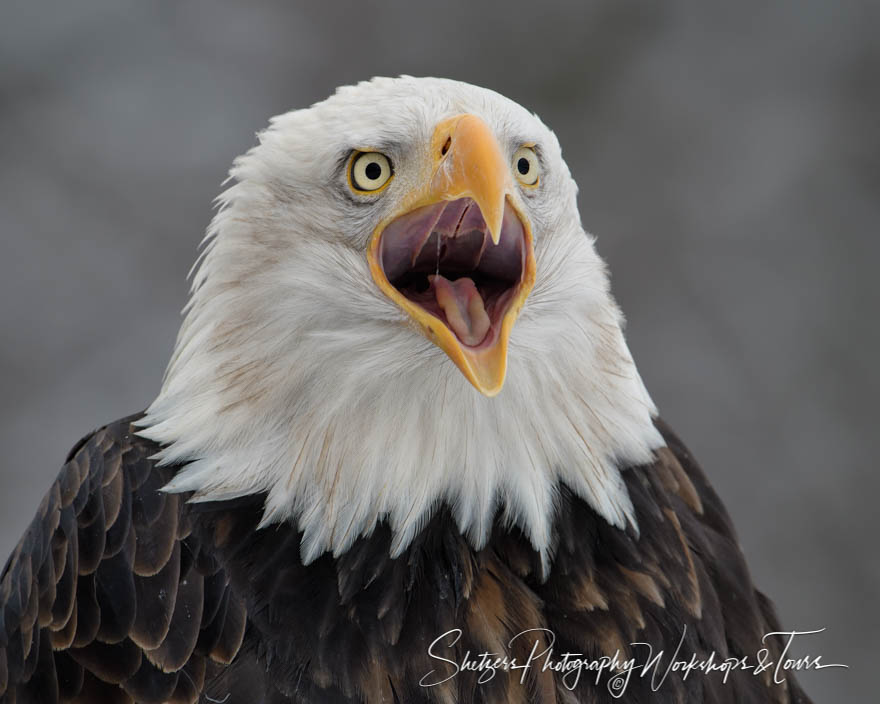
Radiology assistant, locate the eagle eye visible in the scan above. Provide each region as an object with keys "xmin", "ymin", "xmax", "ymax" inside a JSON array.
[
  {"xmin": 512, "ymin": 146, "xmax": 539, "ymax": 187},
  {"xmin": 349, "ymin": 152, "xmax": 393, "ymax": 193}
]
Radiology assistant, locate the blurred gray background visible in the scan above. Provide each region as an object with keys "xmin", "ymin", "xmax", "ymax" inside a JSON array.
[{"xmin": 1, "ymin": 1, "xmax": 877, "ymax": 700}]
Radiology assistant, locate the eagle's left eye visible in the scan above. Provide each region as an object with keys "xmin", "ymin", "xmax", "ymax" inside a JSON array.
[
  {"xmin": 512, "ymin": 146, "xmax": 539, "ymax": 186},
  {"xmin": 350, "ymin": 152, "xmax": 393, "ymax": 192}
]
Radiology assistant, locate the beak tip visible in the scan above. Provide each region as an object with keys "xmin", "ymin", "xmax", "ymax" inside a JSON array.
[{"xmin": 486, "ymin": 210, "xmax": 504, "ymax": 246}]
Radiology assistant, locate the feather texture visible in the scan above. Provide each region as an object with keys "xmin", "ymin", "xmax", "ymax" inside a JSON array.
[
  {"xmin": 0, "ymin": 418, "xmax": 246, "ymax": 704},
  {"xmin": 0, "ymin": 416, "xmax": 812, "ymax": 703}
]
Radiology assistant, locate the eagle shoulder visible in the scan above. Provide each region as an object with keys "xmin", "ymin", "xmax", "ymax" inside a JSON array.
[
  {"xmin": 0, "ymin": 415, "xmax": 246, "ymax": 704},
  {"xmin": 623, "ymin": 418, "xmax": 815, "ymax": 704}
]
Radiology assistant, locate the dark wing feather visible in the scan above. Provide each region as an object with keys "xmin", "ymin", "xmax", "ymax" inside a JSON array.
[
  {"xmin": 0, "ymin": 416, "xmax": 246, "ymax": 704},
  {"xmin": 648, "ymin": 419, "xmax": 814, "ymax": 704}
]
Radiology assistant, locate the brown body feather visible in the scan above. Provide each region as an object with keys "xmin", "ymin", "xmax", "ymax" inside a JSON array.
[{"xmin": 0, "ymin": 415, "xmax": 812, "ymax": 703}]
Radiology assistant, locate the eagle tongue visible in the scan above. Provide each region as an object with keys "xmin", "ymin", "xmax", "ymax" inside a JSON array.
[{"xmin": 429, "ymin": 275, "xmax": 491, "ymax": 347}]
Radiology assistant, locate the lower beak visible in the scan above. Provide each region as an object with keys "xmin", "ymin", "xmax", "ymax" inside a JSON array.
[{"xmin": 367, "ymin": 114, "xmax": 536, "ymax": 396}]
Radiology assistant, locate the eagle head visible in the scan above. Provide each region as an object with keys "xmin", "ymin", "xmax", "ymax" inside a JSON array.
[{"xmin": 138, "ymin": 77, "xmax": 662, "ymax": 567}]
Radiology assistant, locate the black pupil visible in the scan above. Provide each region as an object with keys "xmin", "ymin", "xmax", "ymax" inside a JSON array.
[
  {"xmin": 365, "ymin": 161, "xmax": 382, "ymax": 180},
  {"xmin": 517, "ymin": 157, "xmax": 530, "ymax": 175}
]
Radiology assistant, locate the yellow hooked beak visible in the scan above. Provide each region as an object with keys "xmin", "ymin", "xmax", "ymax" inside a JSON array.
[{"xmin": 367, "ymin": 114, "xmax": 536, "ymax": 396}]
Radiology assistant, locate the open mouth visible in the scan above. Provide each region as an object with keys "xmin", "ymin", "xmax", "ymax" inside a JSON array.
[{"xmin": 378, "ymin": 197, "xmax": 526, "ymax": 348}]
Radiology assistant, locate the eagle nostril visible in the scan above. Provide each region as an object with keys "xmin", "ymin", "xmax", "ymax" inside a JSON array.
[{"xmin": 440, "ymin": 136, "xmax": 451, "ymax": 156}]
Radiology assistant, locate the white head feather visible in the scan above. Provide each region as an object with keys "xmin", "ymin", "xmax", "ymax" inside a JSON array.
[{"xmin": 137, "ymin": 76, "xmax": 664, "ymax": 568}]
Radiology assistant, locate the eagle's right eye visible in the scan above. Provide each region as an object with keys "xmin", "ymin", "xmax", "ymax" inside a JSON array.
[{"xmin": 349, "ymin": 152, "xmax": 394, "ymax": 193}]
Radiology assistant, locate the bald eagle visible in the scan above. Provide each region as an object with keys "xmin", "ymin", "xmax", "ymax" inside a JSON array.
[{"xmin": 0, "ymin": 77, "xmax": 812, "ymax": 703}]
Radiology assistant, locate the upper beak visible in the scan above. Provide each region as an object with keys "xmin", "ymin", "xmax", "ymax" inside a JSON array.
[
  {"xmin": 368, "ymin": 114, "xmax": 536, "ymax": 396},
  {"xmin": 428, "ymin": 114, "xmax": 511, "ymax": 244}
]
